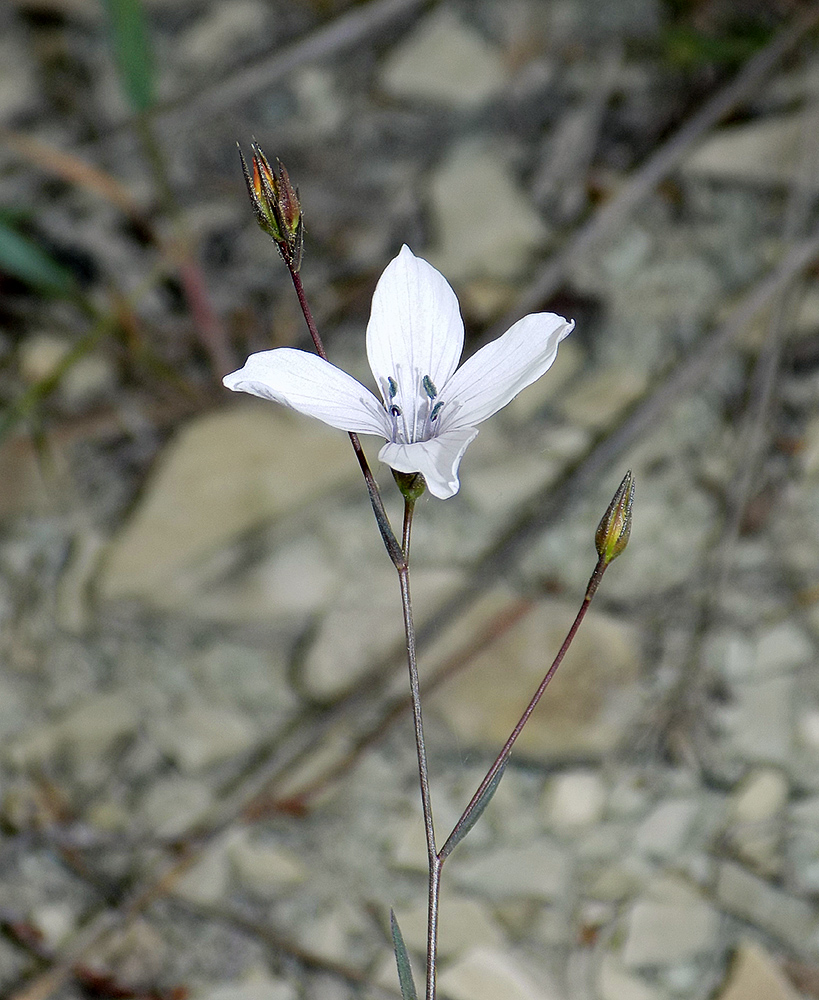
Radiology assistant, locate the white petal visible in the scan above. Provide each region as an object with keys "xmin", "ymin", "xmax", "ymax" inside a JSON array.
[
  {"xmin": 439, "ymin": 313, "xmax": 573, "ymax": 431},
  {"xmin": 223, "ymin": 349, "xmax": 391, "ymax": 437},
  {"xmin": 366, "ymin": 246, "xmax": 464, "ymax": 408},
  {"xmin": 379, "ymin": 427, "xmax": 478, "ymax": 500}
]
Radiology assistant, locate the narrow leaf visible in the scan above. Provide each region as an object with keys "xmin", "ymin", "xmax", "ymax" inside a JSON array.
[
  {"xmin": 100, "ymin": 0, "xmax": 155, "ymax": 113},
  {"xmin": 390, "ymin": 910, "xmax": 418, "ymax": 1000},
  {"xmin": 0, "ymin": 219, "xmax": 76, "ymax": 296},
  {"xmin": 440, "ymin": 761, "xmax": 507, "ymax": 861}
]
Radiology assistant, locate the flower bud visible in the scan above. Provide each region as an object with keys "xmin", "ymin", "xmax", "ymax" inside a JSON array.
[
  {"xmin": 239, "ymin": 142, "xmax": 304, "ymax": 270},
  {"xmin": 595, "ymin": 471, "xmax": 634, "ymax": 565}
]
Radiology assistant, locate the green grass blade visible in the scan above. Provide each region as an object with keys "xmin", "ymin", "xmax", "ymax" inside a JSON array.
[
  {"xmin": 390, "ymin": 910, "xmax": 418, "ymax": 1000},
  {"xmin": 100, "ymin": 0, "xmax": 155, "ymax": 113},
  {"xmin": 0, "ymin": 219, "xmax": 76, "ymax": 296}
]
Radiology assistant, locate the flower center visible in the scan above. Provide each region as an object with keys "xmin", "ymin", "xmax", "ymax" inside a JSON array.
[{"xmin": 382, "ymin": 371, "xmax": 445, "ymax": 444}]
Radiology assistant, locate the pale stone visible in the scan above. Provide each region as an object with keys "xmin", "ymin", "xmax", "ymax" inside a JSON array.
[
  {"xmin": 19, "ymin": 333, "xmax": 70, "ymax": 383},
  {"xmin": 0, "ymin": 38, "xmax": 37, "ymax": 118},
  {"xmin": 505, "ymin": 339, "xmax": 587, "ymax": 423},
  {"xmin": 427, "ymin": 139, "xmax": 548, "ymax": 282},
  {"xmin": 717, "ymin": 861, "xmax": 818, "ymax": 953},
  {"xmin": 380, "ymin": 9, "xmax": 508, "ymax": 108},
  {"xmin": 462, "ymin": 450, "xmax": 561, "ymax": 515},
  {"xmin": 703, "ymin": 632, "xmax": 756, "ymax": 681},
  {"xmin": 392, "ymin": 896, "xmax": 503, "ymax": 958},
  {"xmin": 437, "ymin": 946, "xmax": 563, "ymax": 1000},
  {"xmin": 715, "ymin": 940, "xmax": 801, "ymax": 1000},
  {"xmin": 451, "ymin": 840, "xmax": 570, "ymax": 902},
  {"xmin": 292, "ymin": 67, "xmax": 344, "ymax": 137},
  {"xmin": 755, "ymin": 623, "xmax": 813, "ymax": 674},
  {"xmin": 389, "ymin": 815, "xmax": 431, "ymax": 874},
  {"xmin": 229, "ymin": 833, "xmax": 308, "ymax": 899},
  {"xmin": 721, "ymin": 676, "xmax": 795, "ymax": 766},
  {"xmin": 60, "ymin": 692, "xmax": 142, "ymax": 763},
  {"xmin": 60, "ymin": 354, "xmax": 115, "ymax": 405},
  {"xmin": 7, "ymin": 692, "xmax": 141, "ymax": 768},
  {"xmin": 543, "ymin": 770, "xmax": 606, "ymax": 832},
  {"xmin": 431, "ymin": 599, "xmax": 642, "ymax": 759},
  {"xmin": 634, "ymin": 799, "xmax": 699, "ymax": 859},
  {"xmin": 622, "ymin": 892, "xmax": 720, "ymax": 968},
  {"xmin": 98, "ymin": 403, "xmax": 356, "ymax": 601},
  {"xmin": 180, "ymin": 1, "xmax": 269, "ymax": 66},
  {"xmin": 30, "ymin": 903, "xmax": 76, "ymax": 950},
  {"xmin": 801, "ymin": 413, "xmax": 819, "ymax": 476},
  {"xmin": 725, "ymin": 768, "xmax": 788, "ymax": 874},
  {"xmin": 141, "ymin": 777, "xmax": 213, "ymax": 837},
  {"xmin": 195, "ymin": 970, "xmax": 296, "ymax": 1000},
  {"xmin": 684, "ymin": 114, "xmax": 819, "ymax": 189},
  {"xmin": 173, "ymin": 843, "xmax": 230, "ymax": 906},
  {"xmin": 154, "ymin": 705, "xmax": 258, "ymax": 772},
  {"xmin": 302, "ymin": 565, "xmax": 462, "ymax": 699},
  {"xmin": 193, "ymin": 536, "xmax": 337, "ymax": 624},
  {"xmin": 297, "ymin": 902, "xmax": 370, "ymax": 965},
  {"xmin": 599, "ymin": 953, "xmax": 666, "ymax": 1000},
  {"xmin": 0, "ymin": 677, "xmax": 26, "ymax": 740}
]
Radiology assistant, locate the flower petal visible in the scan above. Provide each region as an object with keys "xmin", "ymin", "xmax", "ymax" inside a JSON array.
[
  {"xmin": 379, "ymin": 427, "xmax": 479, "ymax": 499},
  {"xmin": 366, "ymin": 245, "xmax": 464, "ymax": 407},
  {"xmin": 223, "ymin": 349, "xmax": 392, "ymax": 437},
  {"xmin": 439, "ymin": 313, "xmax": 573, "ymax": 431}
]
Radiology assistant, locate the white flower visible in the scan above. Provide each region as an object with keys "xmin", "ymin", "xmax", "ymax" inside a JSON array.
[{"xmin": 223, "ymin": 245, "xmax": 573, "ymax": 499}]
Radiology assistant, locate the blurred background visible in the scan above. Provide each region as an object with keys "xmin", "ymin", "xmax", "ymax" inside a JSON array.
[{"xmin": 2, "ymin": 0, "xmax": 819, "ymax": 998}]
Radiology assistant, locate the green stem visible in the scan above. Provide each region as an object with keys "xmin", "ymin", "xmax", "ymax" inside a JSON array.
[{"xmin": 398, "ymin": 497, "xmax": 439, "ymax": 1000}]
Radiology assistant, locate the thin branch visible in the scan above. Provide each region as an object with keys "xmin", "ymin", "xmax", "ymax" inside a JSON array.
[{"xmin": 440, "ymin": 556, "xmax": 608, "ymax": 862}]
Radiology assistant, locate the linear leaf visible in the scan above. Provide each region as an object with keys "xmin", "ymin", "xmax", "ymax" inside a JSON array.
[
  {"xmin": 0, "ymin": 219, "xmax": 76, "ymax": 296},
  {"xmin": 100, "ymin": 0, "xmax": 155, "ymax": 113},
  {"xmin": 390, "ymin": 909, "xmax": 418, "ymax": 1000},
  {"xmin": 440, "ymin": 761, "xmax": 507, "ymax": 861}
]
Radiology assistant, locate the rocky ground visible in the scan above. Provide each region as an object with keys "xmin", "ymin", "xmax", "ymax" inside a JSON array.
[{"xmin": 3, "ymin": 0, "xmax": 819, "ymax": 998}]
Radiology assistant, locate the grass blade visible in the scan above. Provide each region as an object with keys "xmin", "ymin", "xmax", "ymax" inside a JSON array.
[
  {"xmin": 100, "ymin": 0, "xmax": 155, "ymax": 113},
  {"xmin": 0, "ymin": 218, "xmax": 76, "ymax": 296},
  {"xmin": 390, "ymin": 910, "xmax": 418, "ymax": 1000}
]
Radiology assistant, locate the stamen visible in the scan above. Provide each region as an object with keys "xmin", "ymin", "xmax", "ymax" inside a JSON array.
[
  {"xmin": 390, "ymin": 405, "xmax": 402, "ymax": 417},
  {"xmin": 430, "ymin": 401, "xmax": 444, "ymax": 421},
  {"xmin": 388, "ymin": 376, "xmax": 398, "ymax": 399},
  {"xmin": 422, "ymin": 375, "xmax": 437, "ymax": 399}
]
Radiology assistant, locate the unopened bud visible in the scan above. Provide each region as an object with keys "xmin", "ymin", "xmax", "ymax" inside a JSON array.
[
  {"xmin": 595, "ymin": 471, "xmax": 634, "ymax": 565},
  {"xmin": 239, "ymin": 142, "xmax": 304, "ymax": 270}
]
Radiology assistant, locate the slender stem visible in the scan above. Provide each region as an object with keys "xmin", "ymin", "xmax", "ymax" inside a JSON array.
[
  {"xmin": 398, "ymin": 497, "xmax": 439, "ymax": 1000},
  {"xmin": 439, "ymin": 555, "xmax": 609, "ymax": 862},
  {"xmin": 287, "ymin": 264, "xmax": 404, "ymax": 569}
]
